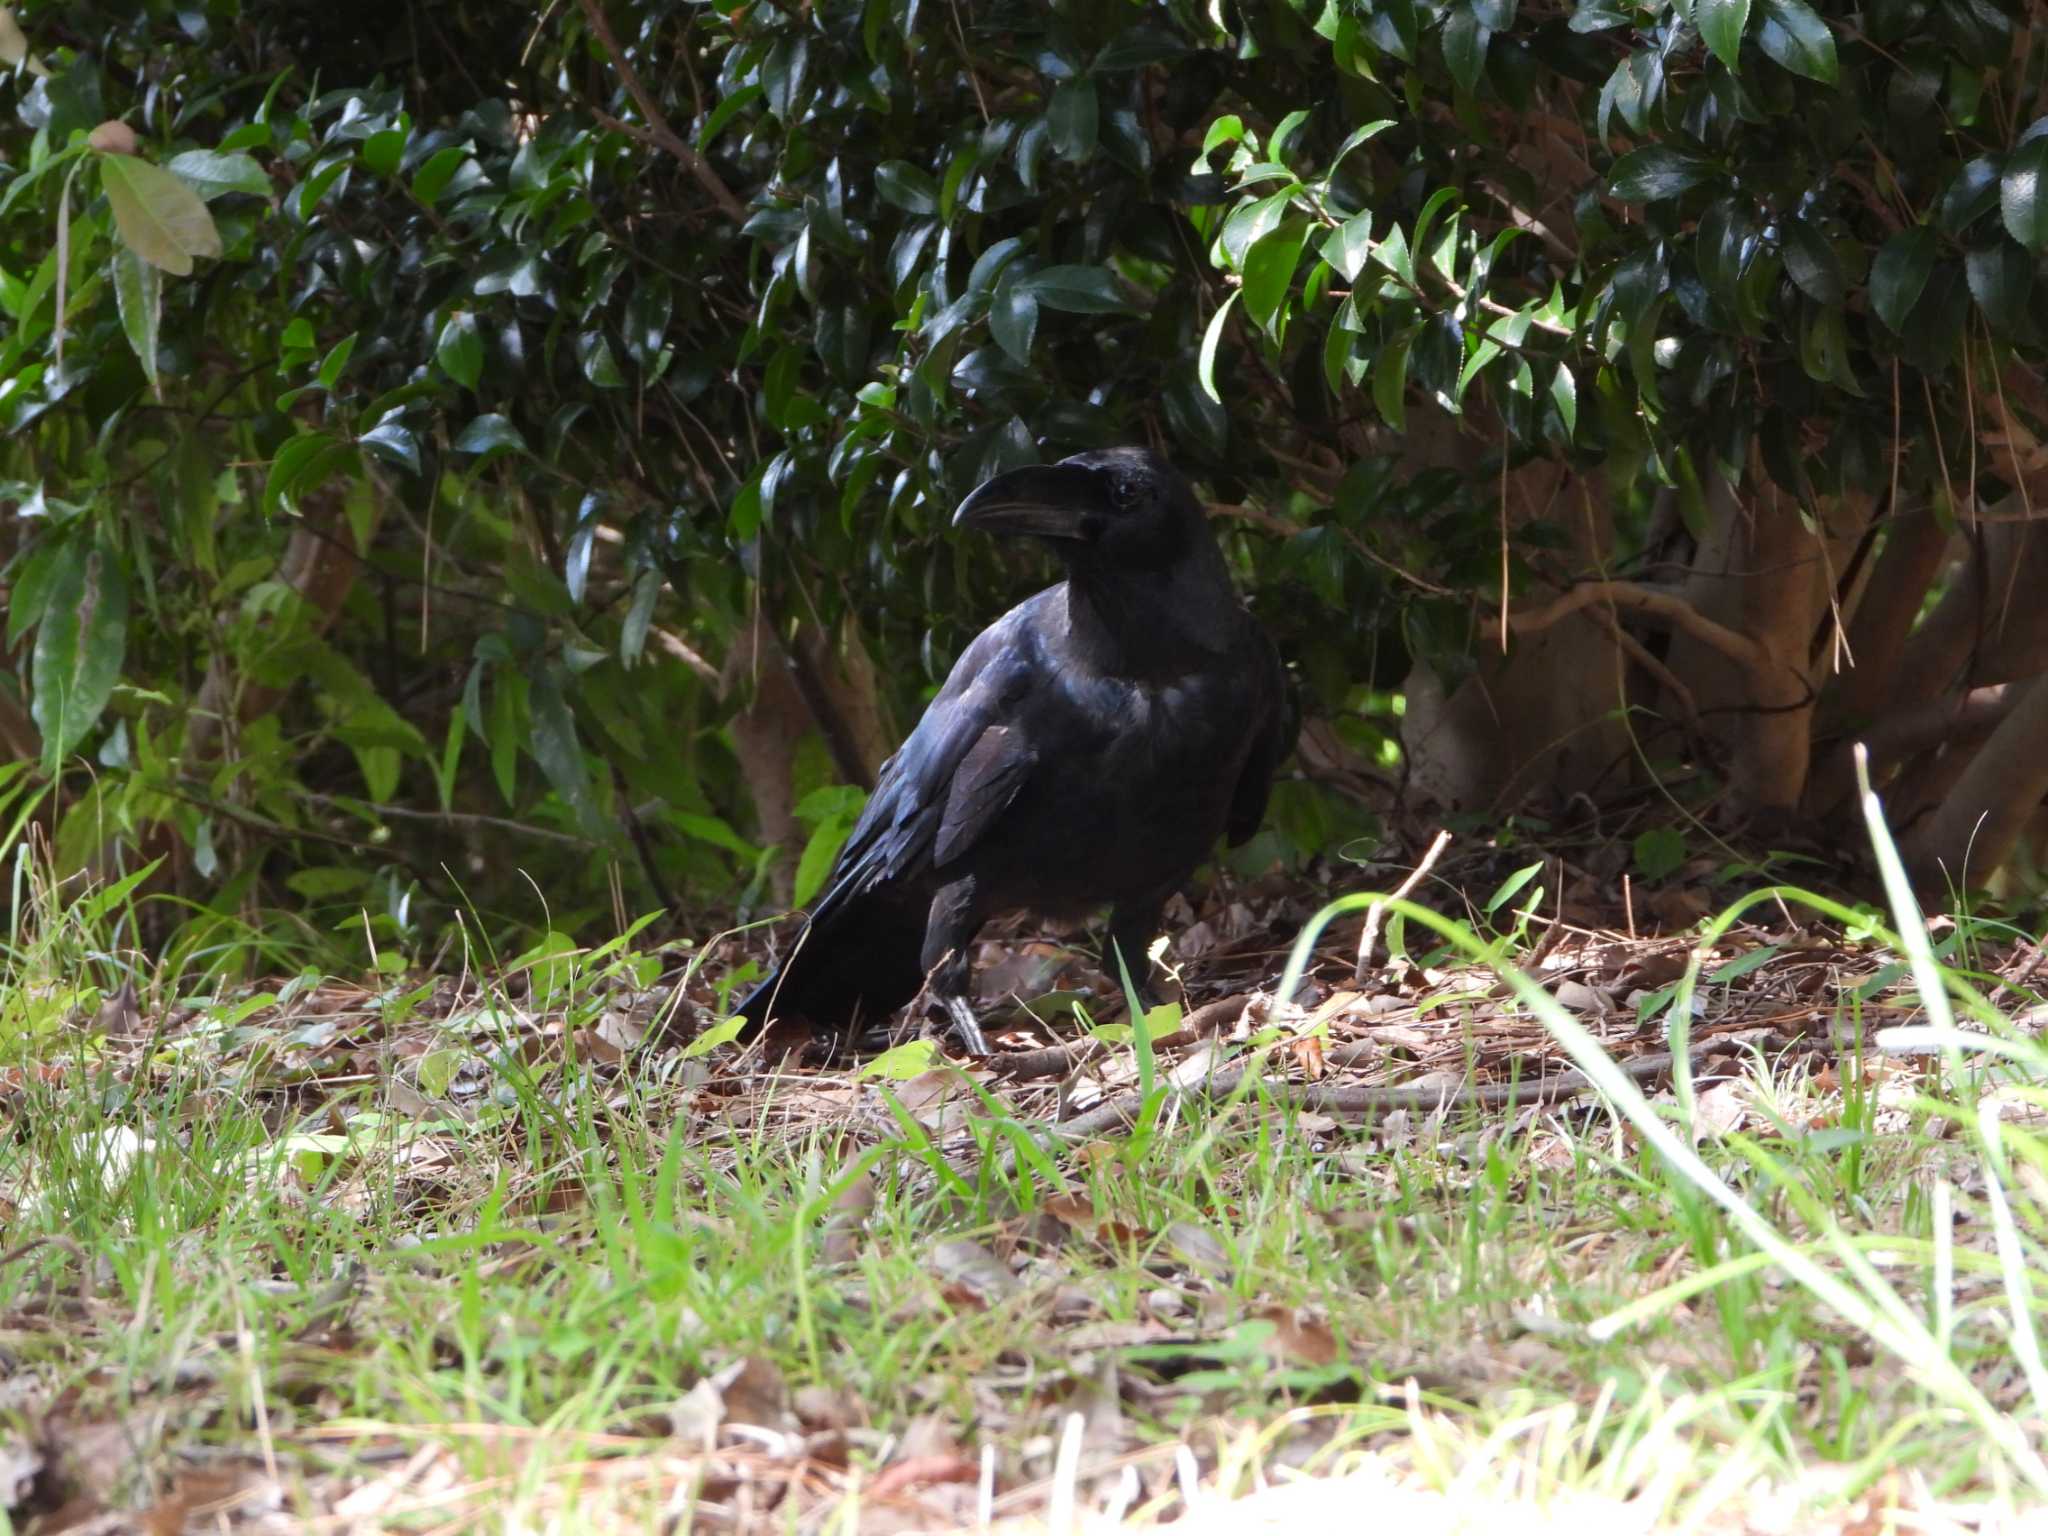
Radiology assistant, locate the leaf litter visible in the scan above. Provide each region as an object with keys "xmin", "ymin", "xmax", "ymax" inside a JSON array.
[{"xmin": 1, "ymin": 832, "xmax": 2043, "ymax": 1532}]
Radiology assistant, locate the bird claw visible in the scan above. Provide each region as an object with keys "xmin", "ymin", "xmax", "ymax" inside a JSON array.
[{"xmin": 936, "ymin": 995, "xmax": 991, "ymax": 1057}]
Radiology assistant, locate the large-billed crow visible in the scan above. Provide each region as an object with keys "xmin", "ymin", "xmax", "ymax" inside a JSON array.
[{"xmin": 734, "ymin": 447, "xmax": 1292, "ymax": 1053}]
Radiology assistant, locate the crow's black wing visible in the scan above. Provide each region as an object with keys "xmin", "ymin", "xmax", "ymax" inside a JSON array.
[{"xmin": 805, "ymin": 610, "xmax": 1043, "ymax": 927}]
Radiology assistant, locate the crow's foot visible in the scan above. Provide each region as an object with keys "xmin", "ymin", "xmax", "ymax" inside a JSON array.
[{"xmin": 934, "ymin": 993, "xmax": 991, "ymax": 1057}]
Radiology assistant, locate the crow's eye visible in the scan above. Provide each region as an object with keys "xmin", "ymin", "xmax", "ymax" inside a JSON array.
[{"xmin": 1109, "ymin": 480, "xmax": 1138, "ymax": 509}]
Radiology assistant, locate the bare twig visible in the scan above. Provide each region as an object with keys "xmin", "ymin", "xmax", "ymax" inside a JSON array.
[
  {"xmin": 1356, "ymin": 830, "xmax": 1452, "ymax": 982},
  {"xmin": 1487, "ymin": 579, "xmax": 1766, "ymax": 671},
  {"xmin": 578, "ymin": 0, "xmax": 745, "ymax": 223},
  {"xmin": 1041, "ymin": 1037, "xmax": 1786, "ymax": 1146}
]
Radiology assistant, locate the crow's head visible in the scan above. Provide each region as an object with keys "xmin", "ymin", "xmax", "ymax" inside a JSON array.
[{"xmin": 952, "ymin": 447, "xmax": 1205, "ymax": 570}]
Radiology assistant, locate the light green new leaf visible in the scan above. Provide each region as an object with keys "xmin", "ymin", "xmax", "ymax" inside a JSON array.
[
  {"xmin": 100, "ymin": 152, "xmax": 222, "ymax": 275},
  {"xmin": 1242, "ymin": 218, "xmax": 1311, "ymax": 335},
  {"xmin": 1198, "ymin": 289, "xmax": 1239, "ymax": 403}
]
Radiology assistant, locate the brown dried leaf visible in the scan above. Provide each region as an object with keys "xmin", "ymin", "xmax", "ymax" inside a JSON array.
[
  {"xmin": 929, "ymin": 1237, "xmax": 1016, "ymax": 1305},
  {"xmin": 1255, "ymin": 1304, "xmax": 1340, "ymax": 1366}
]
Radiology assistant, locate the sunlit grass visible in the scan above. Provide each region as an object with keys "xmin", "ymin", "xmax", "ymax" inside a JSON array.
[{"xmin": 3, "ymin": 780, "xmax": 2047, "ymax": 1529}]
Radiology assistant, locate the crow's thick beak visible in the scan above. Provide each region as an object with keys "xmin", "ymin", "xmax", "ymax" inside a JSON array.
[{"xmin": 952, "ymin": 463, "xmax": 1105, "ymax": 540}]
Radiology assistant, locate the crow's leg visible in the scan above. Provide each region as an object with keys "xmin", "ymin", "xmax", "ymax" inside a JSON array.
[
  {"xmin": 1105, "ymin": 891, "xmax": 1175, "ymax": 1010},
  {"xmin": 921, "ymin": 877, "xmax": 991, "ymax": 1055}
]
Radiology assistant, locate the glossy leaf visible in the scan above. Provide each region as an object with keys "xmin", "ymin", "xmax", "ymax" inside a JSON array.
[
  {"xmin": 1324, "ymin": 211, "xmax": 1374, "ymax": 283},
  {"xmin": 1965, "ymin": 240, "xmax": 2034, "ymax": 338},
  {"xmin": 1869, "ymin": 226, "xmax": 1937, "ymax": 333},
  {"xmin": 360, "ymin": 421, "xmax": 421, "ymax": 474},
  {"xmin": 1441, "ymin": 6, "xmax": 1492, "ymax": 95},
  {"xmin": 2002, "ymin": 138, "xmax": 2048, "ymax": 251},
  {"xmin": 1780, "ymin": 219, "xmax": 1843, "ymax": 306},
  {"xmin": 1197, "ymin": 290, "xmax": 1238, "ymax": 404},
  {"xmin": 1757, "ymin": 0, "xmax": 1836, "ymax": 83},
  {"xmin": 1608, "ymin": 145, "xmax": 1715, "ymax": 202},
  {"xmin": 1373, "ymin": 328, "xmax": 1414, "ymax": 430},
  {"xmin": 1021, "ymin": 265, "xmax": 1134, "ymax": 313},
  {"xmin": 989, "ymin": 273, "xmax": 1038, "ymax": 363},
  {"xmin": 436, "ymin": 311, "xmax": 483, "ymax": 389},
  {"xmin": 1696, "ymin": 0, "xmax": 1751, "ymax": 71},
  {"xmin": 875, "ymin": 160, "xmax": 938, "ymax": 215},
  {"xmin": 453, "ymin": 413, "xmax": 529, "ymax": 457},
  {"xmin": 1242, "ymin": 219, "xmax": 1311, "ymax": 335},
  {"xmin": 1048, "ymin": 80, "xmax": 1098, "ymax": 161},
  {"xmin": 166, "ymin": 148, "xmax": 269, "ymax": 200}
]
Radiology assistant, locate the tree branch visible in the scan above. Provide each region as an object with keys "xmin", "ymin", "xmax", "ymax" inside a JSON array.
[
  {"xmin": 578, "ymin": 0, "xmax": 745, "ymax": 224},
  {"xmin": 1487, "ymin": 580, "xmax": 1765, "ymax": 671}
]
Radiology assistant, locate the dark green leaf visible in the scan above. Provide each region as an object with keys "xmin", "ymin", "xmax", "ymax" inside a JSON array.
[
  {"xmin": 1607, "ymin": 144, "xmax": 1715, "ymax": 202},
  {"xmin": 1373, "ymin": 328, "xmax": 1414, "ymax": 430},
  {"xmin": 1696, "ymin": 0, "xmax": 1750, "ymax": 71},
  {"xmin": 1938, "ymin": 157, "xmax": 2003, "ymax": 235},
  {"xmin": 1780, "ymin": 220, "xmax": 1843, "ymax": 305},
  {"xmin": 1021, "ymin": 265, "xmax": 1135, "ymax": 314},
  {"xmin": 577, "ymin": 331, "xmax": 625, "ymax": 389},
  {"xmin": 1048, "ymin": 80, "xmax": 1098, "ymax": 161},
  {"xmin": 31, "ymin": 538, "xmax": 128, "ymax": 771},
  {"xmin": 1441, "ymin": 6, "xmax": 1492, "ymax": 95},
  {"xmin": 1093, "ymin": 27, "xmax": 1190, "ymax": 71},
  {"xmin": 875, "ymin": 160, "xmax": 938, "ymax": 215},
  {"xmin": 528, "ymin": 666, "xmax": 606, "ymax": 841},
  {"xmin": 360, "ymin": 422, "xmax": 420, "ymax": 474},
  {"xmin": 1757, "ymin": 0, "xmax": 1836, "ymax": 83},
  {"xmin": 166, "ymin": 148, "xmax": 269, "ymax": 200},
  {"xmin": 453, "ymin": 413, "xmax": 529, "ymax": 457},
  {"xmin": 696, "ymin": 84, "xmax": 763, "ymax": 151},
  {"xmin": 7, "ymin": 537, "xmax": 70, "ymax": 649},
  {"xmin": 262, "ymin": 431, "xmax": 356, "ymax": 516},
  {"xmin": 1633, "ymin": 826, "xmax": 1685, "ymax": 881},
  {"xmin": 1965, "ymin": 240, "xmax": 2034, "ymax": 338},
  {"xmin": 989, "ymin": 274, "xmax": 1038, "ymax": 363},
  {"xmin": 1898, "ymin": 263, "xmax": 1970, "ymax": 371},
  {"xmin": 621, "ymin": 568, "xmax": 661, "ymax": 667},
  {"xmin": 2002, "ymin": 138, "xmax": 2048, "ymax": 251},
  {"xmin": 436, "ymin": 311, "xmax": 483, "ymax": 390},
  {"xmin": 1869, "ymin": 226, "xmax": 1937, "ymax": 333}
]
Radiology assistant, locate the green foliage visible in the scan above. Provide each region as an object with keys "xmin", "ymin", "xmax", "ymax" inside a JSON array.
[{"xmin": 0, "ymin": 0, "xmax": 2038, "ymax": 950}]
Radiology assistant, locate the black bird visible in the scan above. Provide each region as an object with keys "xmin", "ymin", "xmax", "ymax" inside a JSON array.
[{"xmin": 734, "ymin": 447, "xmax": 1292, "ymax": 1054}]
